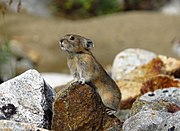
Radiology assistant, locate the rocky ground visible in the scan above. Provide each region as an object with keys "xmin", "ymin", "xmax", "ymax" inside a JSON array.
[
  {"xmin": 0, "ymin": 11, "xmax": 180, "ymax": 73},
  {"xmin": 0, "ymin": 48, "xmax": 180, "ymax": 130}
]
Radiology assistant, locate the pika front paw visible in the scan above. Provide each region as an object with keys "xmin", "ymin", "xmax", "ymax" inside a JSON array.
[{"xmin": 78, "ymin": 78, "xmax": 86, "ymax": 85}]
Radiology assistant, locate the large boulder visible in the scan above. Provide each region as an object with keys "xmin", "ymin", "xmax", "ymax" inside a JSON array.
[
  {"xmin": 123, "ymin": 87, "xmax": 180, "ymax": 131},
  {"xmin": 52, "ymin": 83, "xmax": 122, "ymax": 131},
  {"xmin": 112, "ymin": 48, "xmax": 157, "ymax": 81},
  {"xmin": 0, "ymin": 69, "xmax": 55, "ymax": 129}
]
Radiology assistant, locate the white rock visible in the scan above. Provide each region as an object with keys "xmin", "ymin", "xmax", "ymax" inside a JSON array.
[
  {"xmin": 161, "ymin": 0, "xmax": 180, "ymax": 15},
  {"xmin": 0, "ymin": 69, "xmax": 55, "ymax": 129},
  {"xmin": 0, "ymin": 120, "xmax": 49, "ymax": 131},
  {"xmin": 172, "ymin": 40, "xmax": 180, "ymax": 57},
  {"xmin": 2, "ymin": 0, "xmax": 51, "ymax": 17},
  {"xmin": 41, "ymin": 73, "xmax": 73, "ymax": 87},
  {"xmin": 111, "ymin": 48, "xmax": 157, "ymax": 80}
]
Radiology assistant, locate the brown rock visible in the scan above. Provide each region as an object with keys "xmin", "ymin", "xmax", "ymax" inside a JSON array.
[
  {"xmin": 130, "ymin": 99, "xmax": 170, "ymax": 116},
  {"xmin": 115, "ymin": 58, "xmax": 165, "ymax": 109},
  {"xmin": 141, "ymin": 75, "xmax": 180, "ymax": 94},
  {"xmin": 52, "ymin": 83, "xmax": 122, "ymax": 131},
  {"xmin": 158, "ymin": 55, "xmax": 180, "ymax": 74},
  {"xmin": 122, "ymin": 57, "xmax": 165, "ymax": 82},
  {"xmin": 116, "ymin": 80, "xmax": 141, "ymax": 109}
]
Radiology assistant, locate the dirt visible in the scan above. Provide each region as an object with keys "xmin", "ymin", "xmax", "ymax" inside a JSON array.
[{"xmin": 0, "ymin": 11, "xmax": 180, "ymax": 73}]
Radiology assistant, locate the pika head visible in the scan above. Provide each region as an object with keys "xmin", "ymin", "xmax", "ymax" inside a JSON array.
[{"xmin": 59, "ymin": 34, "xmax": 94, "ymax": 53}]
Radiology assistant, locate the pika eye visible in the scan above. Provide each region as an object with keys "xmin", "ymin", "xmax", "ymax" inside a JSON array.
[{"xmin": 70, "ymin": 36, "xmax": 75, "ymax": 40}]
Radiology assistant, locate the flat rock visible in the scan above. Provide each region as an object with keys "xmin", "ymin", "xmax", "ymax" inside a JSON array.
[
  {"xmin": 0, "ymin": 120, "xmax": 49, "ymax": 130},
  {"xmin": 0, "ymin": 69, "xmax": 55, "ymax": 129},
  {"xmin": 112, "ymin": 48, "xmax": 157, "ymax": 80},
  {"xmin": 52, "ymin": 83, "xmax": 122, "ymax": 131}
]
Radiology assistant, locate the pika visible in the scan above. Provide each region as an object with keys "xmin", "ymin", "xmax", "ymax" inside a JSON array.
[{"xmin": 59, "ymin": 34, "xmax": 121, "ymax": 115}]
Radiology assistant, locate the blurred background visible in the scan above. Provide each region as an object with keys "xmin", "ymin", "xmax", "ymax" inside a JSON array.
[{"xmin": 0, "ymin": 0, "xmax": 180, "ymax": 84}]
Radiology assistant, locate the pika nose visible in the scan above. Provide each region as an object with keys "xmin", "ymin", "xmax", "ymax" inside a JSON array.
[{"xmin": 60, "ymin": 39, "xmax": 64, "ymax": 43}]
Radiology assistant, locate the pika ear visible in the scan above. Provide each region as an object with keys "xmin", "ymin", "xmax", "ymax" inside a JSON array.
[{"xmin": 85, "ymin": 39, "xmax": 94, "ymax": 49}]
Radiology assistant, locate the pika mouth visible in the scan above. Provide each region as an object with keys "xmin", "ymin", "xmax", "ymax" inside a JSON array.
[{"xmin": 59, "ymin": 41, "xmax": 66, "ymax": 50}]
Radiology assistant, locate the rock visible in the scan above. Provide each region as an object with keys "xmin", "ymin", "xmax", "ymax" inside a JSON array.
[
  {"xmin": 131, "ymin": 87, "xmax": 180, "ymax": 115},
  {"xmin": 161, "ymin": 0, "xmax": 180, "ymax": 15},
  {"xmin": 0, "ymin": 69, "xmax": 55, "ymax": 129},
  {"xmin": 141, "ymin": 75, "xmax": 180, "ymax": 94},
  {"xmin": 157, "ymin": 111, "xmax": 180, "ymax": 130},
  {"xmin": 116, "ymin": 80, "xmax": 141, "ymax": 109},
  {"xmin": 52, "ymin": 83, "xmax": 122, "ymax": 130},
  {"xmin": 7, "ymin": 0, "xmax": 52, "ymax": 17},
  {"xmin": 121, "ymin": 57, "xmax": 165, "ymax": 82},
  {"xmin": 140, "ymin": 87, "xmax": 180, "ymax": 106},
  {"xmin": 123, "ymin": 87, "xmax": 180, "ymax": 131},
  {"xmin": 130, "ymin": 99, "xmax": 168, "ymax": 116},
  {"xmin": 0, "ymin": 53, "xmax": 16, "ymax": 81},
  {"xmin": 123, "ymin": 110, "xmax": 172, "ymax": 131},
  {"xmin": 112, "ymin": 48, "xmax": 157, "ymax": 80},
  {"xmin": 158, "ymin": 55, "xmax": 180, "ymax": 78},
  {"xmin": 9, "ymin": 40, "xmax": 40, "ymax": 75},
  {"xmin": 0, "ymin": 120, "xmax": 49, "ymax": 130},
  {"xmin": 0, "ymin": 40, "xmax": 39, "ymax": 81},
  {"xmin": 115, "ymin": 58, "xmax": 165, "ymax": 109}
]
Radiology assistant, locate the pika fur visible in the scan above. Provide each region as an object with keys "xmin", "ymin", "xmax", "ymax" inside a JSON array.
[{"xmin": 59, "ymin": 34, "xmax": 121, "ymax": 115}]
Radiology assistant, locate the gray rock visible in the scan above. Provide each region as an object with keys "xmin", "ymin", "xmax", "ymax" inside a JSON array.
[
  {"xmin": 140, "ymin": 87, "xmax": 180, "ymax": 106},
  {"xmin": 0, "ymin": 69, "xmax": 55, "ymax": 129},
  {"xmin": 157, "ymin": 111, "xmax": 180, "ymax": 131},
  {"xmin": 124, "ymin": 87, "xmax": 180, "ymax": 131},
  {"xmin": 111, "ymin": 48, "xmax": 156, "ymax": 80},
  {"xmin": 0, "ymin": 120, "xmax": 50, "ymax": 131},
  {"xmin": 123, "ymin": 110, "xmax": 172, "ymax": 131}
]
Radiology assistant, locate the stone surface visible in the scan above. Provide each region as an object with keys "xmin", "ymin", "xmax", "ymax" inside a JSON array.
[
  {"xmin": 0, "ymin": 69, "xmax": 55, "ymax": 129},
  {"xmin": 121, "ymin": 57, "xmax": 165, "ymax": 82},
  {"xmin": 52, "ymin": 83, "xmax": 122, "ymax": 131},
  {"xmin": 123, "ymin": 87, "xmax": 180, "ymax": 131},
  {"xmin": 141, "ymin": 75, "xmax": 180, "ymax": 94},
  {"xmin": 123, "ymin": 110, "xmax": 172, "ymax": 131},
  {"xmin": 116, "ymin": 80, "xmax": 141, "ymax": 109},
  {"xmin": 157, "ymin": 111, "xmax": 180, "ymax": 131},
  {"xmin": 158, "ymin": 55, "xmax": 180, "ymax": 78},
  {"xmin": 0, "ymin": 40, "xmax": 39, "ymax": 81},
  {"xmin": 115, "ymin": 58, "xmax": 165, "ymax": 109},
  {"xmin": 140, "ymin": 87, "xmax": 180, "ymax": 106},
  {"xmin": 0, "ymin": 120, "xmax": 49, "ymax": 131},
  {"xmin": 130, "ymin": 99, "xmax": 170, "ymax": 116},
  {"xmin": 159, "ymin": 55, "xmax": 180, "ymax": 73},
  {"xmin": 112, "ymin": 48, "xmax": 157, "ymax": 80}
]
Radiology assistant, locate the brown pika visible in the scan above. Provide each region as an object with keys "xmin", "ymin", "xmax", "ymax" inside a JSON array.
[{"xmin": 59, "ymin": 34, "xmax": 121, "ymax": 115}]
